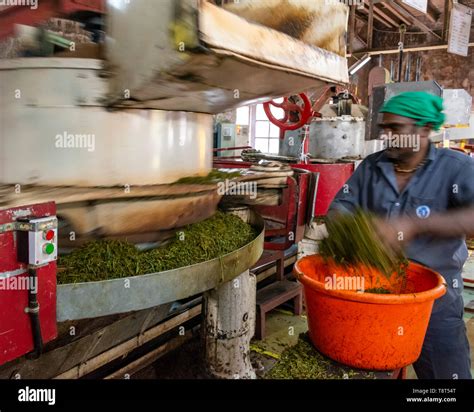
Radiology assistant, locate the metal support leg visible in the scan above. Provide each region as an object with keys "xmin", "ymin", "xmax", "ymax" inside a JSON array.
[
  {"xmin": 202, "ymin": 270, "xmax": 256, "ymax": 379},
  {"xmin": 293, "ymin": 291, "xmax": 303, "ymax": 316}
]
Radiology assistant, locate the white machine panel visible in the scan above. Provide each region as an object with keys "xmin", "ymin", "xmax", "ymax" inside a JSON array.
[{"xmin": 26, "ymin": 217, "xmax": 58, "ymax": 266}]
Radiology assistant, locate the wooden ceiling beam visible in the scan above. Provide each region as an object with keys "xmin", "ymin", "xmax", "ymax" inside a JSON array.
[
  {"xmin": 358, "ymin": 4, "xmax": 394, "ymax": 28},
  {"xmin": 367, "ymin": 0, "xmax": 374, "ymax": 49},
  {"xmin": 355, "ymin": 12, "xmax": 367, "ymax": 22},
  {"xmin": 443, "ymin": 0, "xmax": 453, "ymax": 42},
  {"xmin": 397, "ymin": 0, "xmax": 440, "ymax": 23},
  {"xmin": 352, "ymin": 42, "xmax": 474, "ymax": 56},
  {"xmin": 355, "ymin": 35, "xmax": 368, "ymax": 48},
  {"xmin": 381, "ymin": 2, "xmax": 413, "ymax": 26},
  {"xmin": 390, "ymin": 1, "xmax": 442, "ymax": 40},
  {"xmin": 362, "ymin": 1, "xmax": 399, "ymax": 27},
  {"xmin": 349, "ymin": 5, "xmax": 356, "ymax": 55},
  {"xmin": 373, "ymin": 4, "xmax": 399, "ymax": 27},
  {"xmin": 426, "ymin": 1, "xmax": 441, "ymax": 23}
]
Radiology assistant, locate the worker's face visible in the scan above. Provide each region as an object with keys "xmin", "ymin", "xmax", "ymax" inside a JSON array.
[{"xmin": 378, "ymin": 113, "xmax": 430, "ymax": 161}]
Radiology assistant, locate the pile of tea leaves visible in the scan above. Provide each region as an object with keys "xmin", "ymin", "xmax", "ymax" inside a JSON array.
[
  {"xmin": 172, "ymin": 169, "xmax": 241, "ymax": 185},
  {"xmin": 265, "ymin": 333, "xmax": 374, "ymax": 379},
  {"xmin": 58, "ymin": 211, "xmax": 257, "ymax": 284},
  {"xmin": 365, "ymin": 287, "xmax": 391, "ymax": 294},
  {"xmin": 319, "ymin": 210, "xmax": 408, "ymax": 280}
]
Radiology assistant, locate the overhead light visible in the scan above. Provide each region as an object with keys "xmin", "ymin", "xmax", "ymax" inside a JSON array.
[{"xmin": 349, "ymin": 54, "xmax": 372, "ymax": 76}]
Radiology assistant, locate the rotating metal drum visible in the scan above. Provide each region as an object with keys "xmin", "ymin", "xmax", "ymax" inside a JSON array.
[
  {"xmin": 0, "ymin": 59, "xmax": 213, "ymax": 187},
  {"xmin": 0, "ymin": 59, "xmax": 215, "ymax": 236}
]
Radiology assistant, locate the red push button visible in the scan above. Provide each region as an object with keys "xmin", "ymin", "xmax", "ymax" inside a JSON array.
[{"xmin": 43, "ymin": 230, "xmax": 55, "ymax": 241}]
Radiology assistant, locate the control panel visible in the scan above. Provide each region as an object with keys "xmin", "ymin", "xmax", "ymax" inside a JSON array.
[{"xmin": 17, "ymin": 216, "xmax": 58, "ymax": 266}]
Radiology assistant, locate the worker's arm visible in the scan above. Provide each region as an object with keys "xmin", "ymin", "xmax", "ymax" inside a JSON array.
[
  {"xmin": 379, "ymin": 155, "xmax": 474, "ymax": 248},
  {"xmin": 415, "ymin": 207, "xmax": 474, "ymax": 237},
  {"xmin": 394, "ymin": 207, "xmax": 474, "ymax": 241}
]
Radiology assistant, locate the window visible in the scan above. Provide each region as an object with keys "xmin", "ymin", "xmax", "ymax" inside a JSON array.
[
  {"xmin": 251, "ymin": 103, "xmax": 283, "ymax": 154},
  {"xmin": 236, "ymin": 106, "xmax": 250, "ymax": 125}
]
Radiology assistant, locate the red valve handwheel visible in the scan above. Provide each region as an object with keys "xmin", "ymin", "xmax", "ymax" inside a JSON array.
[{"xmin": 263, "ymin": 93, "xmax": 312, "ymax": 136}]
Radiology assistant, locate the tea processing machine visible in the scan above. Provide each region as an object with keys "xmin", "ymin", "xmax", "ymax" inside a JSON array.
[
  {"xmin": 214, "ymin": 87, "xmax": 372, "ymax": 217},
  {"xmin": 0, "ymin": 0, "xmax": 349, "ymax": 379}
]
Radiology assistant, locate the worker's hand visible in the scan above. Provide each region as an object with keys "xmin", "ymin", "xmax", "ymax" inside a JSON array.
[{"xmin": 372, "ymin": 216, "xmax": 418, "ymax": 252}]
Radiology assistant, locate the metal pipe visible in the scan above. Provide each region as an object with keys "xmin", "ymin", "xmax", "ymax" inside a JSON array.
[
  {"xmin": 415, "ymin": 56, "xmax": 422, "ymax": 82},
  {"xmin": 26, "ymin": 268, "xmax": 43, "ymax": 360},
  {"xmin": 398, "ymin": 44, "xmax": 404, "ymax": 83},
  {"xmin": 405, "ymin": 53, "xmax": 411, "ymax": 82},
  {"xmin": 398, "ymin": 25, "xmax": 406, "ymax": 83}
]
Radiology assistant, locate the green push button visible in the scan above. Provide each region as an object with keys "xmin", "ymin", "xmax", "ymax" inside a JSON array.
[{"xmin": 43, "ymin": 243, "xmax": 55, "ymax": 255}]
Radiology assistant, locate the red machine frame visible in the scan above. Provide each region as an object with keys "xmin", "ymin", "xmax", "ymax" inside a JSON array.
[{"xmin": 0, "ymin": 202, "xmax": 58, "ymax": 366}]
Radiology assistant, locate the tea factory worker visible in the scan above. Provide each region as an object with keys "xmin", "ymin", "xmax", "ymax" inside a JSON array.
[{"xmin": 330, "ymin": 91, "xmax": 474, "ymax": 379}]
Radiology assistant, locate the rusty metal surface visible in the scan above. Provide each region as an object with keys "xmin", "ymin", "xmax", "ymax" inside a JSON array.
[
  {"xmin": 223, "ymin": 0, "xmax": 348, "ymax": 57},
  {"xmin": 309, "ymin": 119, "xmax": 366, "ymax": 159},
  {"xmin": 57, "ymin": 190, "xmax": 221, "ymax": 236},
  {"xmin": 0, "ymin": 184, "xmax": 221, "ymax": 236},
  {"xmin": 56, "ymin": 212, "xmax": 265, "ymax": 321},
  {"xmin": 105, "ymin": 0, "xmax": 348, "ymax": 112},
  {"xmin": 0, "ymin": 184, "xmax": 220, "ymax": 208}
]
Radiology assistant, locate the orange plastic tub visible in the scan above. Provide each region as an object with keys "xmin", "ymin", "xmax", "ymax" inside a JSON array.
[{"xmin": 294, "ymin": 254, "xmax": 447, "ymax": 370}]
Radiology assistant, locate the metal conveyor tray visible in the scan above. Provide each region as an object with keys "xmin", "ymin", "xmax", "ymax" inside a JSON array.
[{"xmin": 57, "ymin": 211, "xmax": 264, "ymax": 321}]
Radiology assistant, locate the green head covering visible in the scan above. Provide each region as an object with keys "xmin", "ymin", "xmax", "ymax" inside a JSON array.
[{"xmin": 380, "ymin": 91, "xmax": 445, "ymax": 131}]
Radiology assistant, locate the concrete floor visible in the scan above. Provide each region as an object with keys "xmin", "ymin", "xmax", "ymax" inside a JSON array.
[
  {"xmin": 251, "ymin": 308, "xmax": 396, "ymax": 379},
  {"xmin": 250, "ymin": 307, "xmax": 307, "ymax": 377}
]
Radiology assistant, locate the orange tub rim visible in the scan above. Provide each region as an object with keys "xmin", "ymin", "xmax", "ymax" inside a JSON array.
[{"xmin": 294, "ymin": 255, "xmax": 447, "ymax": 305}]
